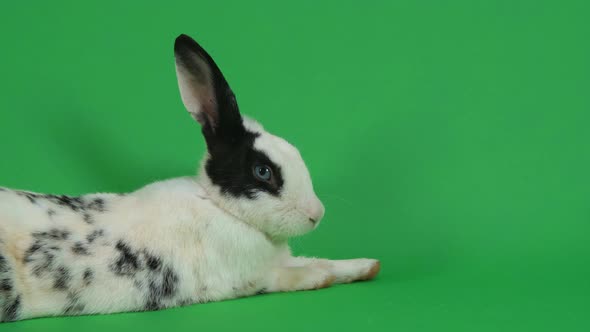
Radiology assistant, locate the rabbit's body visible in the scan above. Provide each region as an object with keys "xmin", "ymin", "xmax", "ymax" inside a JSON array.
[
  {"xmin": 0, "ymin": 176, "xmax": 285, "ymax": 320},
  {"xmin": 0, "ymin": 34, "xmax": 380, "ymax": 322}
]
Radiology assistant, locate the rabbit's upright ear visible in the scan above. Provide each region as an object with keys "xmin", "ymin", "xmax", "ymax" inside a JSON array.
[{"xmin": 174, "ymin": 34, "xmax": 245, "ymax": 144}]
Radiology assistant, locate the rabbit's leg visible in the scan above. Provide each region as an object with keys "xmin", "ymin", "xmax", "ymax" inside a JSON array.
[
  {"xmin": 264, "ymin": 266, "xmax": 336, "ymax": 292},
  {"xmin": 285, "ymin": 257, "xmax": 380, "ymax": 284}
]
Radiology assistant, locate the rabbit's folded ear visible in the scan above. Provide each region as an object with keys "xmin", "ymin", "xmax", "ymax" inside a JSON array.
[{"xmin": 174, "ymin": 34, "xmax": 244, "ymax": 144}]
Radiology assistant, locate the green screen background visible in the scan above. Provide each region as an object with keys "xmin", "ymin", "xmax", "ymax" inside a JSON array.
[{"xmin": 1, "ymin": 1, "xmax": 589, "ymax": 331}]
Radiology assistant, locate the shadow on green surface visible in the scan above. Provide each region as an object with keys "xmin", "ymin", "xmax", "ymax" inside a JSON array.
[{"xmin": 45, "ymin": 112, "xmax": 189, "ymax": 194}]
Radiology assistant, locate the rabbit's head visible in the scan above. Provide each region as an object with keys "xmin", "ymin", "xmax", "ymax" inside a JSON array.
[{"xmin": 174, "ymin": 34, "xmax": 324, "ymax": 241}]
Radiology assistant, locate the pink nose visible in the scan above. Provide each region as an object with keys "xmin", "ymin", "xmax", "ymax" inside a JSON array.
[{"xmin": 305, "ymin": 199, "xmax": 325, "ymax": 224}]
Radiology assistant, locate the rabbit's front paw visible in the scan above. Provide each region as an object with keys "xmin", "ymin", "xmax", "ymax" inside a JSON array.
[
  {"xmin": 358, "ymin": 259, "xmax": 380, "ymax": 281},
  {"xmin": 329, "ymin": 258, "xmax": 381, "ymax": 283}
]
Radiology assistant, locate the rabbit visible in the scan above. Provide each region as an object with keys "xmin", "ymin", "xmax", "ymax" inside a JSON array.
[{"xmin": 0, "ymin": 34, "xmax": 380, "ymax": 322}]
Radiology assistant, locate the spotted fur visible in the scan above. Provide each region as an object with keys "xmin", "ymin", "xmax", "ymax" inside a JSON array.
[
  {"xmin": 0, "ymin": 253, "xmax": 21, "ymax": 322},
  {"xmin": 0, "ymin": 34, "xmax": 379, "ymax": 322}
]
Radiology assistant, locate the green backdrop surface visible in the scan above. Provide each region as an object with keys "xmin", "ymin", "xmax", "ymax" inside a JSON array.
[{"xmin": 1, "ymin": 1, "xmax": 589, "ymax": 331}]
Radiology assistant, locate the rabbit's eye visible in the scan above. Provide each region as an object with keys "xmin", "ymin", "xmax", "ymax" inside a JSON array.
[{"xmin": 253, "ymin": 165, "xmax": 272, "ymax": 182}]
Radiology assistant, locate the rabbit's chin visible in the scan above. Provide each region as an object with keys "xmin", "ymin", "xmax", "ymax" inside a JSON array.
[
  {"xmin": 260, "ymin": 214, "xmax": 320, "ymax": 241},
  {"xmin": 204, "ymin": 192, "xmax": 321, "ymax": 240}
]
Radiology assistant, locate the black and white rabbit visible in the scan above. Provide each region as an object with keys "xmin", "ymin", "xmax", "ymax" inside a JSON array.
[{"xmin": 0, "ymin": 34, "xmax": 380, "ymax": 322}]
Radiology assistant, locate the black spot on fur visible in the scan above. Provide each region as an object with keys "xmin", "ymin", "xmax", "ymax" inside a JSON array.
[
  {"xmin": 145, "ymin": 267, "xmax": 179, "ymax": 311},
  {"xmin": 33, "ymin": 228, "xmax": 70, "ymax": 241},
  {"xmin": 255, "ymin": 288, "xmax": 267, "ymax": 295},
  {"xmin": 177, "ymin": 298, "xmax": 193, "ymax": 307},
  {"xmin": 160, "ymin": 268, "xmax": 178, "ymax": 296},
  {"xmin": 32, "ymin": 253, "xmax": 54, "ymax": 277},
  {"xmin": 107, "ymin": 241, "xmax": 180, "ymax": 310},
  {"xmin": 86, "ymin": 198, "xmax": 106, "ymax": 212},
  {"xmin": 71, "ymin": 242, "xmax": 90, "ymax": 256},
  {"xmin": 25, "ymin": 228, "xmax": 72, "ymax": 277},
  {"xmin": 144, "ymin": 252, "xmax": 162, "ymax": 271},
  {"xmin": 83, "ymin": 212, "xmax": 94, "ymax": 224},
  {"xmin": 0, "ymin": 260, "xmax": 13, "ymax": 321},
  {"xmin": 16, "ymin": 191, "xmax": 39, "ymax": 204},
  {"xmin": 24, "ymin": 240, "xmax": 70, "ymax": 282},
  {"xmin": 14, "ymin": 192, "xmax": 109, "ymax": 223},
  {"xmin": 0, "ymin": 278, "xmax": 12, "ymax": 292},
  {"xmin": 144, "ymin": 297, "xmax": 160, "ymax": 311},
  {"xmin": 2, "ymin": 295, "xmax": 21, "ymax": 322},
  {"xmin": 0, "ymin": 254, "xmax": 9, "ymax": 273},
  {"xmin": 83, "ymin": 269, "xmax": 94, "ymax": 285},
  {"xmin": 111, "ymin": 241, "xmax": 141, "ymax": 276},
  {"xmin": 86, "ymin": 229, "xmax": 105, "ymax": 243},
  {"xmin": 23, "ymin": 241, "xmax": 43, "ymax": 263},
  {"xmin": 53, "ymin": 266, "xmax": 71, "ymax": 290},
  {"xmin": 64, "ymin": 293, "xmax": 85, "ymax": 315},
  {"xmin": 50, "ymin": 195, "xmax": 85, "ymax": 211}
]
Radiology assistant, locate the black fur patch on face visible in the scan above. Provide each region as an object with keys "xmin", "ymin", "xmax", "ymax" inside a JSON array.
[
  {"xmin": 205, "ymin": 131, "xmax": 285, "ymax": 198},
  {"xmin": 111, "ymin": 241, "xmax": 141, "ymax": 276},
  {"xmin": 1, "ymin": 295, "xmax": 21, "ymax": 322}
]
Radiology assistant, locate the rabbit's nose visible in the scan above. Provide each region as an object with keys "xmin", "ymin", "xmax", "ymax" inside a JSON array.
[{"xmin": 305, "ymin": 198, "xmax": 325, "ymax": 224}]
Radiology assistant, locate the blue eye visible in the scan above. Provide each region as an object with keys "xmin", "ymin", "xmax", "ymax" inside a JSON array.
[{"xmin": 254, "ymin": 165, "xmax": 272, "ymax": 182}]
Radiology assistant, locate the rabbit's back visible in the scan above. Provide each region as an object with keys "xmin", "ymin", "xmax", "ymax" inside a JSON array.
[{"xmin": 0, "ymin": 187, "xmax": 172, "ymax": 320}]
